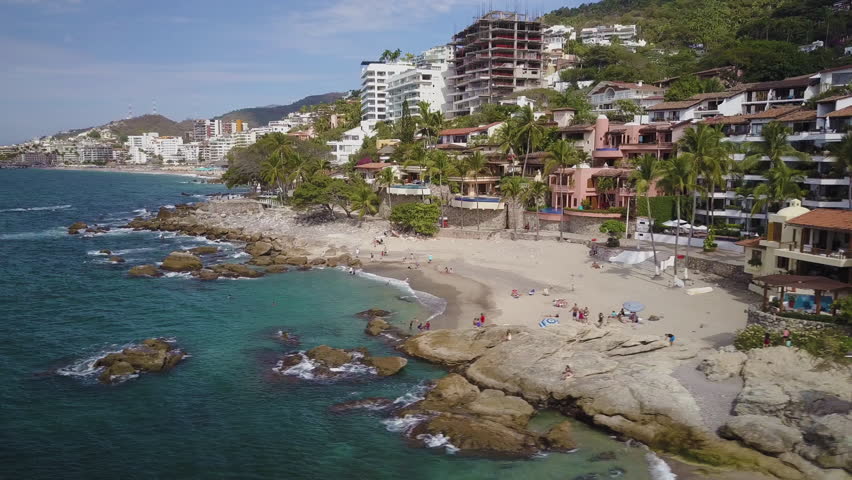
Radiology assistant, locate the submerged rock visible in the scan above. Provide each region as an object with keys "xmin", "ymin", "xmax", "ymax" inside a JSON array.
[
  {"xmin": 364, "ymin": 356, "xmax": 407, "ymax": 376},
  {"xmin": 365, "ymin": 317, "xmax": 391, "ymax": 336},
  {"xmin": 329, "ymin": 397, "xmax": 394, "ymax": 413},
  {"xmin": 128, "ymin": 264, "xmax": 163, "ymax": 278},
  {"xmin": 99, "ymin": 249, "xmax": 112, "ymax": 255},
  {"xmin": 356, "ymin": 308, "xmax": 392, "ymax": 319},
  {"xmin": 188, "ymin": 246, "xmax": 219, "ymax": 255},
  {"xmin": 265, "ymin": 265, "xmax": 289, "ymax": 274},
  {"xmin": 108, "ymin": 256, "xmax": 125, "ymax": 264},
  {"xmin": 306, "ymin": 345, "xmax": 352, "ymax": 368},
  {"xmin": 245, "ymin": 241, "xmax": 272, "ymax": 257},
  {"xmin": 211, "ymin": 263, "xmax": 264, "ymax": 279},
  {"xmin": 197, "ymin": 269, "xmax": 220, "ymax": 281},
  {"xmin": 544, "ymin": 421, "xmax": 577, "ymax": 451},
  {"xmin": 67, "ymin": 221, "xmax": 87, "ymax": 234},
  {"xmin": 160, "ymin": 252, "xmax": 203, "ymax": 272}
]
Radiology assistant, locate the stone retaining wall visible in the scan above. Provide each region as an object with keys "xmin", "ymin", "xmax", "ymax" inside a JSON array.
[
  {"xmin": 746, "ymin": 307, "xmax": 852, "ymax": 335},
  {"xmin": 443, "ymin": 205, "xmax": 506, "ymax": 230},
  {"xmin": 685, "ymin": 256, "xmax": 752, "ymax": 285},
  {"xmin": 199, "ymin": 200, "xmax": 264, "ymax": 215}
]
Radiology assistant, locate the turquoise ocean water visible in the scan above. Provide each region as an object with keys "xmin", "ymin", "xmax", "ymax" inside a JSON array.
[{"xmin": 0, "ymin": 170, "xmax": 664, "ymax": 479}]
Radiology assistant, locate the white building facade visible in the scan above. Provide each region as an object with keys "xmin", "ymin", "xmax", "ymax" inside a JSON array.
[
  {"xmin": 386, "ymin": 65, "xmax": 448, "ymax": 120},
  {"xmin": 327, "ymin": 124, "xmax": 374, "ymax": 165},
  {"xmin": 360, "ymin": 61, "xmax": 414, "ymax": 123}
]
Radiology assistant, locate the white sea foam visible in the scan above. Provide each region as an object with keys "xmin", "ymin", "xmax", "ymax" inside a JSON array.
[
  {"xmin": 55, "ymin": 343, "xmax": 132, "ymax": 380},
  {"xmin": 382, "ymin": 414, "xmax": 428, "ymax": 433},
  {"xmin": 132, "ymin": 208, "xmax": 149, "ymax": 216},
  {"xmin": 0, "ymin": 204, "xmax": 71, "ymax": 213},
  {"xmin": 392, "ymin": 382, "xmax": 430, "ymax": 408},
  {"xmin": 0, "ymin": 227, "xmax": 66, "ymax": 240},
  {"xmin": 645, "ymin": 451, "xmax": 677, "ymax": 480},
  {"xmin": 274, "ymin": 352, "xmax": 318, "ymax": 379},
  {"xmin": 162, "ymin": 271, "xmax": 194, "ymax": 279},
  {"xmin": 416, "ymin": 433, "xmax": 459, "ymax": 454},
  {"xmin": 87, "ymin": 247, "xmax": 155, "ymax": 256},
  {"xmin": 354, "ymin": 270, "xmax": 448, "ymax": 321}
]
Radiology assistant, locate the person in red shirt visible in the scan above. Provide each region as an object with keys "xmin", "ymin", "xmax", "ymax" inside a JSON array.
[{"xmin": 480, "ymin": 313, "xmax": 486, "ymax": 326}]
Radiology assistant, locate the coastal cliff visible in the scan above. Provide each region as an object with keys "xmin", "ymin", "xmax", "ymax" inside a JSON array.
[{"xmin": 402, "ymin": 325, "xmax": 851, "ymax": 480}]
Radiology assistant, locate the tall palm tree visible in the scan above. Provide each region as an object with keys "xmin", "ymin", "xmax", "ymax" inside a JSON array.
[
  {"xmin": 260, "ymin": 154, "xmax": 288, "ymax": 201},
  {"xmin": 521, "ymin": 180, "xmax": 549, "ymax": 240},
  {"xmin": 515, "ymin": 105, "xmax": 545, "ymax": 177},
  {"xmin": 543, "ymin": 140, "xmax": 579, "ymax": 240},
  {"xmin": 464, "ymin": 152, "xmax": 489, "ymax": 230},
  {"xmin": 376, "ymin": 167, "xmax": 397, "ymax": 213},
  {"xmin": 828, "ymin": 133, "xmax": 852, "ymax": 210},
  {"xmin": 403, "ymin": 142, "xmax": 429, "ymax": 200},
  {"xmin": 500, "ymin": 176, "xmax": 527, "ymax": 232},
  {"xmin": 426, "ymin": 150, "xmax": 456, "ymax": 223},
  {"xmin": 678, "ymin": 124, "xmax": 728, "ymax": 273},
  {"xmin": 350, "ymin": 182, "xmax": 380, "ymax": 226},
  {"xmin": 631, "ymin": 154, "xmax": 663, "ymax": 269},
  {"xmin": 658, "ymin": 155, "xmax": 694, "ymax": 277},
  {"xmin": 451, "ymin": 156, "xmax": 468, "ymax": 229}
]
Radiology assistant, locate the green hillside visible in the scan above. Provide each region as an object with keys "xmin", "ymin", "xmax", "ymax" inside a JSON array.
[
  {"xmin": 215, "ymin": 92, "xmax": 345, "ymax": 126},
  {"xmin": 545, "ymin": 0, "xmax": 852, "ymax": 83},
  {"xmin": 108, "ymin": 115, "xmax": 194, "ymax": 139}
]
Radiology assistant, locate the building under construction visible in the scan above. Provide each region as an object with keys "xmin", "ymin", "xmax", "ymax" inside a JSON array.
[{"xmin": 448, "ymin": 11, "xmax": 544, "ymax": 117}]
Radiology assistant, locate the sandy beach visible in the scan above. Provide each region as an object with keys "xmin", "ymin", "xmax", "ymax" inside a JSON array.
[{"xmin": 44, "ymin": 165, "xmax": 223, "ymax": 179}]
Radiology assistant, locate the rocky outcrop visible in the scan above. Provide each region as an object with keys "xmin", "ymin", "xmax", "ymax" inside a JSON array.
[
  {"xmin": 364, "ymin": 356, "xmax": 407, "ymax": 376},
  {"xmin": 265, "ymin": 265, "xmax": 289, "ymax": 274},
  {"xmin": 160, "ymin": 252, "xmax": 203, "ymax": 272},
  {"xmin": 282, "ymin": 256, "xmax": 308, "ymax": 266},
  {"xmin": 245, "ymin": 241, "xmax": 272, "ymax": 257},
  {"xmin": 188, "ymin": 246, "xmax": 219, "ymax": 255},
  {"xmin": 108, "ymin": 256, "xmax": 126, "ymax": 264},
  {"xmin": 248, "ymin": 256, "xmax": 274, "ymax": 266},
  {"xmin": 698, "ymin": 350, "xmax": 747, "ymax": 381},
  {"xmin": 128, "ymin": 264, "xmax": 163, "ymax": 278},
  {"xmin": 94, "ymin": 338, "xmax": 185, "ymax": 384},
  {"xmin": 306, "ymin": 345, "xmax": 353, "ymax": 368},
  {"xmin": 99, "ymin": 249, "xmax": 112, "ymax": 255},
  {"xmin": 365, "ymin": 317, "xmax": 391, "ymax": 336},
  {"xmin": 68, "ymin": 221, "xmax": 87, "ymax": 234},
  {"xmin": 197, "ymin": 269, "xmax": 220, "ymax": 281},
  {"xmin": 329, "ymin": 397, "xmax": 394, "ymax": 413},
  {"xmin": 410, "ymin": 413, "xmax": 542, "ymax": 456},
  {"xmin": 401, "ymin": 326, "xmax": 805, "ymax": 478},
  {"xmin": 543, "ymin": 421, "xmax": 577, "ymax": 451},
  {"xmin": 211, "ymin": 263, "xmax": 264, "ymax": 279},
  {"xmin": 721, "ymin": 415, "xmax": 804, "ymax": 454}
]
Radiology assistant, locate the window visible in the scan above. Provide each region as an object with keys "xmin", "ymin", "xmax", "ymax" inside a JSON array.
[{"xmin": 776, "ymin": 256, "xmax": 789, "ymax": 270}]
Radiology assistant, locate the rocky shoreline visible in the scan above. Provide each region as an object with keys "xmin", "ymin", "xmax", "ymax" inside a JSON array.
[{"xmin": 398, "ymin": 326, "xmax": 850, "ymax": 480}]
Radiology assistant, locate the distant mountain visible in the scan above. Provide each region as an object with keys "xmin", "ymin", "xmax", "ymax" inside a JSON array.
[
  {"xmin": 107, "ymin": 114, "xmax": 194, "ymax": 139},
  {"xmin": 47, "ymin": 92, "xmax": 344, "ymax": 141},
  {"xmin": 214, "ymin": 92, "xmax": 345, "ymax": 127}
]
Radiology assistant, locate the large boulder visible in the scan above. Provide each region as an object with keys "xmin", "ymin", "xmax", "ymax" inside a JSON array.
[
  {"xmin": 265, "ymin": 265, "xmax": 289, "ymax": 274},
  {"xmin": 365, "ymin": 356, "xmax": 407, "ymax": 376},
  {"xmin": 97, "ymin": 360, "xmax": 136, "ymax": 383},
  {"xmin": 197, "ymin": 269, "xmax": 220, "ymax": 281},
  {"xmin": 245, "ymin": 241, "xmax": 273, "ymax": 257},
  {"xmin": 543, "ymin": 421, "xmax": 577, "ymax": 451},
  {"xmin": 188, "ymin": 246, "xmax": 219, "ymax": 255},
  {"xmin": 249, "ymin": 256, "xmax": 274, "ymax": 266},
  {"xmin": 698, "ymin": 350, "xmax": 748, "ymax": 381},
  {"xmin": 128, "ymin": 264, "xmax": 163, "ymax": 278},
  {"xmin": 365, "ymin": 317, "xmax": 391, "ymax": 336},
  {"xmin": 420, "ymin": 373, "xmax": 481, "ymax": 410},
  {"xmin": 306, "ymin": 345, "xmax": 352, "ymax": 368},
  {"xmin": 410, "ymin": 413, "xmax": 542, "ymax": 456},
  {"xmin": 465, "ymin": 389, "xmax": 535, "ymax": 428},
  {"xmin": 93, "ymin": 338, "xmax": 185, "ymax": 384},
  {"xmin": 211, "ymin": 263, "xmax": 264, "ymax": 278},
  {"xmin": 798, "ymin": 414, "xmax": 852, "ymax": 471},
  {"xmin": 721, "ymin": 415, "xmax": 804, "ymax": 455},
  {"xmin": 160, "ymin": 252, "xmax": 203, "ymax": 272},
  {"xmin": 283, "ymin": 256, "xmax": 308, "ymax": 266}
]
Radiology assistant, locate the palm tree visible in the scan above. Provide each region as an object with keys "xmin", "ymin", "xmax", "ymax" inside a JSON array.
[
  {"xmin": 677, "ymin": 124, "xmax": 728, "ymax": 273},
  {"xmin": 260, "ymin": 154, "xmax": 288, "ymax": 201},
  {"xmin": 350, "ymin": 182, "xmax": 380, "ymax": 226},
  {"xmin": 828, "ymin": 133, "xmax": 852, "ymax": 210},
  {"xmin": 595, "ymin": 177, "xmax": 616, "ymax": 208},
  {"xmin": 630, "ymin": 154, "xmax": 663, "ymax": 269},
  {"xmin": 521, "ymin": 180, "xmax": 549, "ymax": 240},
  {"xmin": 376, "ymin": 167, "xmax": 397, "ymax": 213},
  {"xmin": 658, "ymin": 155, "xmax": 694, "ymax": 277},
  {"xmin": 543, "ymin": 140, "xmax": 579, "ymax": 240},
  {"xmin": 403, "ymin": 142, "xmax": 428, "ymax": 200},
  {"xmin": 464, "ymin": 152, "xmax": 489, "ymax": 229},
  {"xmin": 500, "ymin": 175, "xmax": 527, "ymax": 232},
  {"xmin": 750, "ymin": 159, "xmax": 806, "ymax": 218},
  {"xmin": 515, "ymin": 105, "xmax": 545, "ymax": 176},
  {"xmin": 427, "ymin": 150, "xmax": 456, "ymax": 221}
]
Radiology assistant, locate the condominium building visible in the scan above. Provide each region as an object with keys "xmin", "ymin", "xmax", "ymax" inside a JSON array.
[
  {"xmin": 326, "ymin": 123, "xmax": 374, "ymax": 165},
  {"xmin": 542, "ymin": 25, "xmax": 575, "ymax": 52},
  {"xmin": 579, "ymin": 24, "xmax": 638, "ymax": 45},
  {"xmin": 447, "ymin": 11, "xmax": 544, "ymax": 117},
  {"xmin": 221, "ymin": 120, "xmax": 248, "ymax": 135},
  {"xmin": 588, "ymin": 81, "xmax": 666, "ymax": 112},
  {"xmin": 740, "ymin": 75, "xmax": 819, "ymax": 115},
  {"xmin": 360, "ymin": 61, "xmax": 413, "ymax": 123},
  {"xmin": 206, "ymin": 136, "xmax": 235, "ymax": 163},
  {"xmin": 386, "ymin": 65, "xmax": 448, "ymax": 120},
  {"xmin": 416, "ymin": 45, "xmax": 453, "ymax": 68},
  {"xmin": 193, "ymin": 119, "xmax": 222, "ymax": 141},
  {"xmin": 79, "ymin": 145, "xmax": 113, "ymax": 164}
]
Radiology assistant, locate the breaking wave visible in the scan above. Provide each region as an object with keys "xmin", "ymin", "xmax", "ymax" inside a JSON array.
[{"xmin": 0, "ymin": 204, "xmax": 71, "ymax": 213}]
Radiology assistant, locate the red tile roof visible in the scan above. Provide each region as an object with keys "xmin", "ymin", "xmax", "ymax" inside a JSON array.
[
  {"xmin": 787, "ymin": 209, "xmax": 852, "ymax": 232},
  {"xmin": 745, "ymin": 106, "xmax": 800, "ymax": 119},
  {"xmin": 735, "ymin": 237, "xmax": 763, "ymax": 247},
  {"xmin": 827, "ymin": 105, "xmax": 852, "ymax": 118},
  {"xmin": 647, "ymin": 99, "xmax": 702, "ymax": 111},
  {"xmin": 745, "ymin": 74, "xmax": 815, "ymax": 91},
  {"xmin": 818, "ymin": 64, "xmax": 852, "ymax": 74},
  {"xmin": 438, "ymin": 122, "xmax": 501, "ymax": 136},
  {"xmin": 702, "ymin": 114, "xmax": 749, "ymax": 125},
  {"xmin": 816, "ymin": 94, "xmax": 852, "ymax": 104},
  {"xmin": 355, "ymin": 162, "xmax": 393, "ymax": 170},
  {"xmin": 776, "ymin": 109, "xmax": 817, "ymax": 122}
]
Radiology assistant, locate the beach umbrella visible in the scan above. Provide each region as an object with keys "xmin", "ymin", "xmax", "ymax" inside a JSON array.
[
  {"xmin": 662, "ymin": 219, "xmax": 687, "ymax": 227},
  {"xmin": 692, "ymin": 225, "xmax": 708, "ymax": 232},
  {"xmin": 539, "ymin": 317, "xmax": 560, "ymax": 328},
  {"xmin": 622, "ymin": 301, "xmax": 645, "ymax": 313}
]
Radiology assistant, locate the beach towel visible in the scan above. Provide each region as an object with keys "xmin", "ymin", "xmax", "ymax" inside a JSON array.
[{"xmin": 539, "ymin": 317, "xmax": 559, "ymax": 328}]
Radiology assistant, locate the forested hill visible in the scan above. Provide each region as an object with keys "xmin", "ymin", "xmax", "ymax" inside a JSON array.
[
  {"xmin": 214, "ymin": 92, "xmax": 345, "ymax": 126},
  {"xmin": 544, "ymin": 0, "xmax": 852, "ymax": 83}
]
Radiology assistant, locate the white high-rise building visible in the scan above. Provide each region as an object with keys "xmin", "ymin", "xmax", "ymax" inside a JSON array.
[
  {"xmin": 386, "ymin": 65, "xmax": 448, "ymax": 120},
  {"xmin": 360, "ymin": 61, "xmax": 413, "ymax": 124},
  {"xmin": 327, "ymin": 123, "xmax": 374, "ymax": 165},
  {"xmin": 193, "ymin": 119, "xmax": 222, "ymax": 141},
  {"xmin": 207, "ymin": 136, "xmax": 235, "ymax": 163},
  {"xmin": 543, "ymin": 25, "xmax": 575, "ymax": 51},
  {"xmin": 126, "ymin": 132, "xmax": 160, "ymax": 164}
]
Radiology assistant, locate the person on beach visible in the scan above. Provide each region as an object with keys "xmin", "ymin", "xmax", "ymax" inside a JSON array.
[
  {"xmin": 473, "ymin": 317, "xmax": 480, "ymax": 328},
  {"xmin": 598, "ymin": 312, "xmax": 604, "ymax": 327},
  {"xmin": 428, "ymin": 255, "xmax": 433, "ymax": 264},
  {"xmin": 409, "ymin": 320, "xmax": 414, "ymax": 331},
  {"xmin": 782, "ymin": 328, "xmax": 790, "ymax": 342},
  {"xmin": 666, "ymin": 333, "xmax": 675, "ymax": 346},
  {"xmin": 505, "ymin": 331, "xmax": 512, "ymax": 342},
  {"xmin": 425, "ymin": 321, "xmax": 431, "ymax": 331},
  {"xmin": 572, "ymin": 304, "xmax": 579, "ymax": 320},
  {"xmin": 763, "ymin": 332, "xmax": 771, "ymax": 348},
  {"xmin": 417, "ymin": 322, "xmax": 423, "ymax": 331},
  {"xmin": 480, "ymin": 313, "xmax": 486, "ymax": 326},
  {"xmin": 355, "ymin": 248, "xmax": 360, "ymax": 258},
  {"xmin": 370, "ymin": 252, "xmax": 374, "ymax": 261},
  {"xmin": 583, "ymin": 307, "xmax": 590, "ymax": 319},
  {"xmin": 561, "ymin": 365, "xmax": 574, "ymax": 379}
]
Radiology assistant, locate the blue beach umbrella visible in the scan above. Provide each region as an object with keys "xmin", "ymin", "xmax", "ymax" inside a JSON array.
[
  {"xmin": 622, "ymin": 301, "xmax": 645, "ymax": 313},
  {"xmin": 539, "ymin": 317, "xmax": 560, "ymax": 328}
]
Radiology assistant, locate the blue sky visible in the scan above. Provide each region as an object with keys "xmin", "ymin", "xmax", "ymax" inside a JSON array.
[{"xmin": 0, "ymin": 0, "xmax": 579, "ymax": 144}]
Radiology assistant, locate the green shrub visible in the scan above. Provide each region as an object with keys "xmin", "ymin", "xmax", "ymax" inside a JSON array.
[
  {"xmin": 734, "ymin": 324, "xmax": 852, "ymax": 361},
  {"xmin": 636, "ymin": 196, "xmax": 690, "ymax": 226},
  {"xmin": 747, "ymin": 257, "xmax": 762, "ymax": 267},
  {"xmin": 833, "ymin": 296, "xmax": 852, "ymax": 324},
  {"xmin": 389, "ymin": 202, "xmax": 441, "ymax": 236},
  {"xmin": 778, "ymin": 310, "xmax": 848, "ymax": 325},
  {"xmin": 703, "ymin": 229, "xmax": 718, "ymax": 251}
]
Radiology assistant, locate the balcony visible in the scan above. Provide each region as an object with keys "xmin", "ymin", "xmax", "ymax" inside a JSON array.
[
  {"xmin": 802, "ymin": 198, "xmax": 851, "ymax": 209},
  {"xmin": 803, "ymin": 177, "xmax": 850, "ymax": 186},
  {"xmin": 775, "ymin": 243, "xmax": 852, "ymax": 268},
  {"xmin": 388, "ymin": 185, "xmax": 431, "ymax": 196}
]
